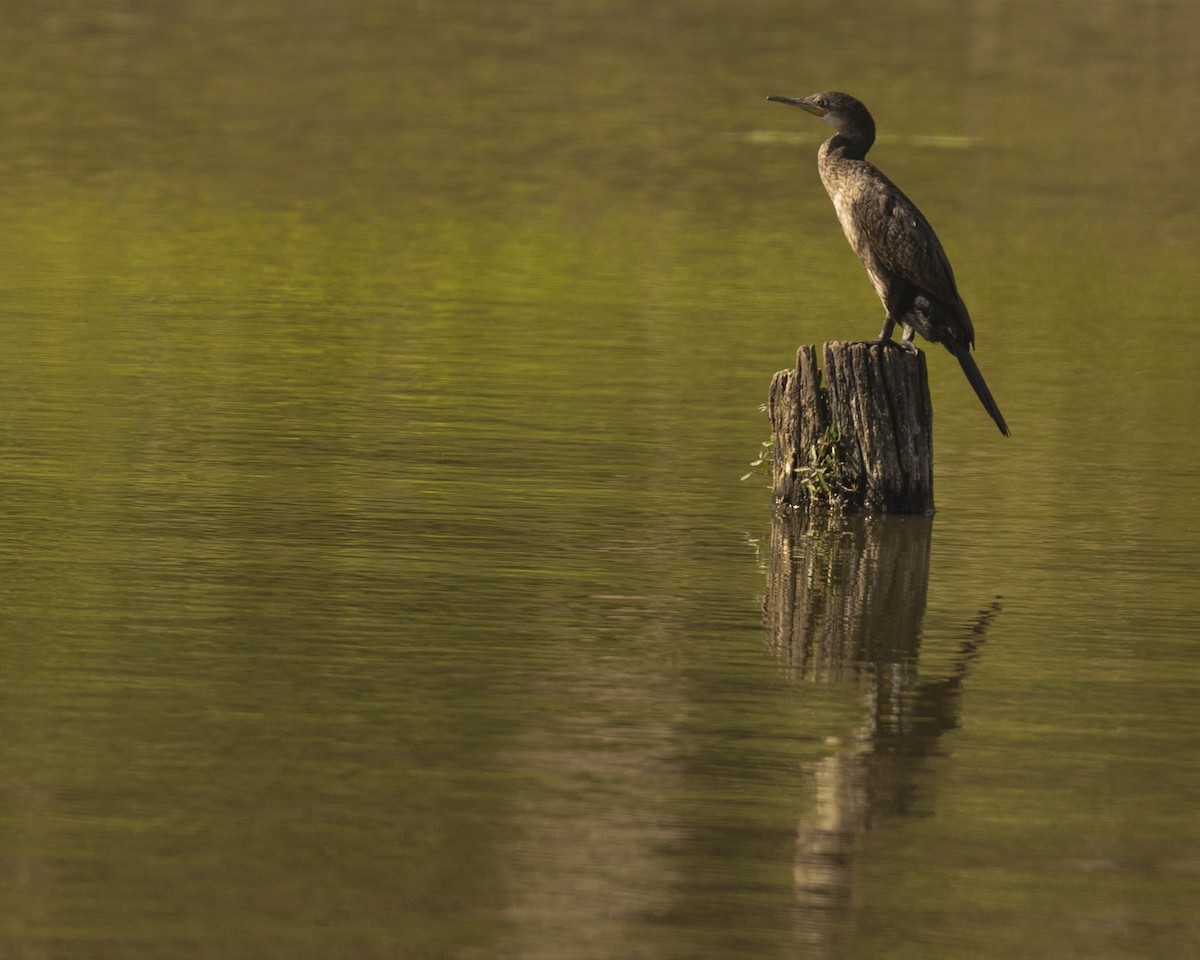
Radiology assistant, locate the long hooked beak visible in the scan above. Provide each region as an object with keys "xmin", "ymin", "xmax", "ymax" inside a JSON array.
[{"xmin": 765, "ymin": 95, "xmax": 827, "ymax": 117}]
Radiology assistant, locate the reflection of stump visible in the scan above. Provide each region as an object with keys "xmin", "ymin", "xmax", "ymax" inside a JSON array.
[
  {"xmin": 769, "ymin": 341, "xmax": 934, "ymax": 514},
  {"xmin": 763, "ymin": 511, "xmax": 1000, "ymax": 949},
  {"xmin": 766, "ymin": 510, "xmax": 933, "ymax": 944},
  {"xmin": 765, "ymin": 511, "xmax": 932, "ymax": 682}
]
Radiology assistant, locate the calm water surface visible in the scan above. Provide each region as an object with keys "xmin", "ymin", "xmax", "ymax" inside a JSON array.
[{"xmin": 0, "ymin": 1, "xmax": 1198, "ymax": 958}]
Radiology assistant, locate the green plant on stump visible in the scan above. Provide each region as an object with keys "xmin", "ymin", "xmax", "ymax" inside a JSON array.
[
  {"xmin": 741, "ymin": 403, "xmax": 773, "ymax": 483},
  {"xmin": 741, "ymin": 440, "xmax": 773, "ymax": 482},
  {"xmin": 796, "ymin": 425, "xmax": 854, "ymax": 509}
]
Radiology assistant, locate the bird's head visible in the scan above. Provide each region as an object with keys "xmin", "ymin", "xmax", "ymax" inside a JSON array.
[{"xmin": 766, "ymin": 91, "xmax": 875, "ymax": 143}]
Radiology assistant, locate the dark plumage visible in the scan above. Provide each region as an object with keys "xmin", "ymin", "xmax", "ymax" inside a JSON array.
[{"xmin": 767, "ymin": 90, "xmax": 1009, "ymax": 436}]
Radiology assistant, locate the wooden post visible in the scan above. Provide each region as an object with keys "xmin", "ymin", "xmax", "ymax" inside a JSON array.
[{"xmin": 768, "ymin": 341, "xmax": 934, "ymax": 514}]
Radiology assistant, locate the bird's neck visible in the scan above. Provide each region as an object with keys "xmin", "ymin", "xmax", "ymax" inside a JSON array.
[{"xmin": 825, "ymin": 131, "xmax": 873, "ymax": 162}]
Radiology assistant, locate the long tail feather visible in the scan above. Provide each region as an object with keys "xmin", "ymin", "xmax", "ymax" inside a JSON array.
[{"xmin": 949, "ymin": 344, "xmax": 1009, "ymax": 436}]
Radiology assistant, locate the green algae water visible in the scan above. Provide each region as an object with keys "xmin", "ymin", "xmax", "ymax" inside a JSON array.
[{"xmin": 0, "ymin": 2, "xmax": 1197, "ymax": 957}]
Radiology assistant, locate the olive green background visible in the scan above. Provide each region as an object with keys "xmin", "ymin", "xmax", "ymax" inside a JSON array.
[{"xmin": 0, "ymin": 2, "xmax": 1197, "ymax": 957}]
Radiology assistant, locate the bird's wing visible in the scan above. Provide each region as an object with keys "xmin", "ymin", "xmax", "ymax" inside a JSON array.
[{"xmin": 851, "ymin": 168, "xmax": 963, "ymax": 309}]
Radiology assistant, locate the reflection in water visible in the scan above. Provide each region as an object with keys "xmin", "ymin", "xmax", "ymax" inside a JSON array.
[
  {"xmin": 766, "ymin": 512, "xmax": 934, "ymax": 682},
  {"xmin": 764, "ymin": 511, "xmax": 1000, "ymax": 954}
]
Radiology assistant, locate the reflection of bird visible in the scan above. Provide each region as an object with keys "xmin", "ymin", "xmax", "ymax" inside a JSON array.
[{"xmin": 767, "ymin": 91, "xmax": 1009, "ymax": 436}]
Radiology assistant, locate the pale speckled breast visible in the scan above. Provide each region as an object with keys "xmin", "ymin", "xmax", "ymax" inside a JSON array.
[{"xmin": 821, "ymin": 169, "xmax": 889, "ymax": 303}]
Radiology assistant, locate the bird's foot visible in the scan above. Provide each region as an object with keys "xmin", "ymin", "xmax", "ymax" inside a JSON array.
[
  {"xmin": 897, "ymin": 324, "xmax": 921, "ymax": 355},
  {"xmin": 863, "ymin": 336, "xmax": 920, "ymax": 355},
  {"xmin": 864, "ymin": 336, "xmax": 916, "ymax": 353}
]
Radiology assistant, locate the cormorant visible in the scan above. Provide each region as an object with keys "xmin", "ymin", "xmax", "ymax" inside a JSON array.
[{"xmin": 766, "ymin": 90, "xmax": 1009, "ymax": 436}]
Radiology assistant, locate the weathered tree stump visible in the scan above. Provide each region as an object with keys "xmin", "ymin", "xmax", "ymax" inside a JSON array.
[{"xmin": 769, "ymin": 341, "xmax": 934, "ymax": 514}]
